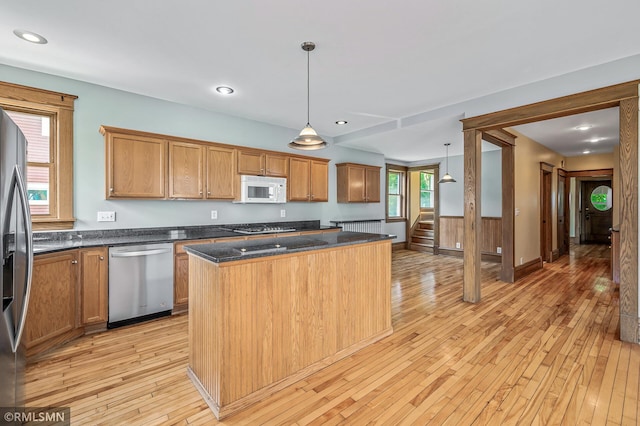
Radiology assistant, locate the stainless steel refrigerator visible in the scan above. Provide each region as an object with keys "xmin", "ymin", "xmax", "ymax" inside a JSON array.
[{"xmin": 1, "ymin": 107, "xmax": 34, "ymax": 408}]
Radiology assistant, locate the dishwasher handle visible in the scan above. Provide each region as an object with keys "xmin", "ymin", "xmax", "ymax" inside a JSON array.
[{"xmin": 110, "ymin": 248, "xmax": 172, "ymax": 258}]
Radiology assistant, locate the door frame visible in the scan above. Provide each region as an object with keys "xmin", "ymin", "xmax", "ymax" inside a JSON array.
[
  {"xmin": 406, "ymin": 164, "xmax": 440, "ymax": 252},
  {"xmin": 557, "ymin": 169, "xmax": 569, "ymax": 256},
  {"xmin": 461, "ymin": 80, "xmax": 638, "ymax": 343},
  {"xmin": 540, "ymin": 162, "xmax": 554, "ymax": 262}
]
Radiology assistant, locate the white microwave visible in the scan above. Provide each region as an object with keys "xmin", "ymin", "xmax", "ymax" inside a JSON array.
[{"xmin": 237, "ymin": 175, "xmax": 287, "ymax": 203}]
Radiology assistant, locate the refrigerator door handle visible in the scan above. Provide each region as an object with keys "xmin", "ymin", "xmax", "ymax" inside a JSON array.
[{"xmin": 9, "ymin": 165, "xmax": 33, "ymax": 352}]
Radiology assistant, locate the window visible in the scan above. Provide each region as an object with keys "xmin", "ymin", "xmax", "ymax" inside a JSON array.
[
  {"xmin": 590, "ymin": 185, "xmax": 612, "ymax": 211},
  {"xmin": 386, "ymin": 164, "xmax": 407, "ymax": 221},
  {"xmin": 6, "ymin": 111, "xmax": 53, "ymax": 216},
  {"xmin": 1, "ymin": 81, "xmax": 77, "ymax": 230},
  {"xmin": 420, "ymin": 171, "xmax": 434, "ymax": 208}
]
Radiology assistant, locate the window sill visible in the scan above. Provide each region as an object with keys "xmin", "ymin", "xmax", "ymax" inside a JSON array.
[
  {"xmin": 32, "ymin": 218, "xmax": 76, "ymax": 231},
  {"xmin": 385, "ymin": 218, "xmax": 406, "ymax": 223}
]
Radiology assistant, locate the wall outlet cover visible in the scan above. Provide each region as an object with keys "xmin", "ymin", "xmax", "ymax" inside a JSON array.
[
  {"xmin": 280, "ymin": 209, "xmax": 286, "ymax": 218},
  {"xmin": 211, "ymin": 210, "xmax": 218, "ymax": 220},
  {"xmin": 497, "ymin": 247, "xmax": 502, "ymax": 254},
  {"xmin": 97, "ymin": 211, "xmax": 116, "ymax": 222},
  {"xmin": 455, "ymin": 242, "xmax": 461, "ymax": 249}
]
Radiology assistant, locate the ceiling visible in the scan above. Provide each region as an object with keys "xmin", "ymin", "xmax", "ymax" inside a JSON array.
[{"xmin": 2, "ymin": 1, "xmax": 639, "ymax": 162}]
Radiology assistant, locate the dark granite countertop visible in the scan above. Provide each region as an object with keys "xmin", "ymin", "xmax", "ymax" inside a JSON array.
[
  {"xmin": 31, "ymin": 221, "xmax": 339, "ymax": 254},
  {"xmin": 184, "ymin": 231, "xmax": 395, "ymax": 263}
]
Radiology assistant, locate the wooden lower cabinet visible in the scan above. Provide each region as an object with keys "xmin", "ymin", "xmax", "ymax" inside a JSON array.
[
  {"xmin": 80, "ymin": 247, "xmax": 108, "ymax": 326},
  {"xmin": 174, "ymin": 239, "xmax": 215, "ymax": 313},
  {"xmin": 24, "ymin": 250, "xmax": 81, "ymax": 355}
]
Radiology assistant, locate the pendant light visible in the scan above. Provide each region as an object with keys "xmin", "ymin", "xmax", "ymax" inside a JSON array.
[
  {"xmin": 438, "ymin": 143, "xmax": 456, "ymax": 183},
  {"xmin": 289, "ymin": 41, "xmax": 327, "ymax": 150}
]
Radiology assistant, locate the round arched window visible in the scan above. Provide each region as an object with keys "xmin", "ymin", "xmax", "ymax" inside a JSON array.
[{"xmin": 590, "ymin": 185, "xmax": 612, "ymax": 211}]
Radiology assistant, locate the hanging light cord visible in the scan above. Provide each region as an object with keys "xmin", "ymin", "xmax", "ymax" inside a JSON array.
[
  {"xmin": 306, "ymin": 48, "xmax": 310, "ymax": 126},
  {"xmin": 446, "ymin": 143, "xmax": 449, "ymax": 173}
]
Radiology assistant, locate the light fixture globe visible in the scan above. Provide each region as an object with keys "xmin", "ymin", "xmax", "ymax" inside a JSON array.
[
  {"xmin": 288, "ymin": 124, "xmax": 328, "ymax": 150},
  {"xmin": 439, "ymin": 173, "xmax": 456, "ymax": 183},
  {"xmin": 289, "ymin": 41, "xmax": 327, "ymax": 151}
]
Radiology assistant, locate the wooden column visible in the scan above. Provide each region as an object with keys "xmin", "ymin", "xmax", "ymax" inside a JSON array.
[
  {"xmin": 501, "ymin": 144, "xmax": 515, "ymax": 282},
  {"xmin": 619, "ymin": 96, "xmax": 639, "ymax": 343},
  {"xmin": 463, "ymin": 129, "xmax": 482, "ymax": 302}
]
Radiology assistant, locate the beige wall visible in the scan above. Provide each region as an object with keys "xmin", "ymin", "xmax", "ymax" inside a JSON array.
[
  {"xmin": 565, "ymin": 152, "xmax": 614, "ymax": 170},
  {"xmin": 511, "ymin": 129, "xmax": 565, "ymax": 265}
]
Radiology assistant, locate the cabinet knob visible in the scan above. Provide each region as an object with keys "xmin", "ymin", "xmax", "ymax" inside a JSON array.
[
  {"xmin": 310, "ymin": 194, "xmax": 314, "ymax": 200},
  {"xmin": 109, "ymin": 188, "xmax": 114, "ymax": 192},
  {"xmin": 199, "ymin": 191, "xmax": 203, "ymax": 195},
  {"xmin": 207, "ymin": 191, "xmax": 211, "ymax": 195},
  {"xmin": 71, "ymin": 260, "xmax": 78, "ymax": 264},
  {"xmin": 99, "ymin": 256, "xmax": 104, "ymax": 260}
]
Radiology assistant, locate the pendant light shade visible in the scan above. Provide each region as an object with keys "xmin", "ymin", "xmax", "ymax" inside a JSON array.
[
  {"xmin": 289, "ymin": 42, "xmax": 327, "ymax": 150},
  {"xmin": 438, "ymin": 143, "xmax": 456, "ymax": 183}
]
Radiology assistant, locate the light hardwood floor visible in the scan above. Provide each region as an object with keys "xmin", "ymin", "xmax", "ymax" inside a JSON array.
[{"xmin": 26, "ymin": 245, "xmax": 640, "ymax": 425}]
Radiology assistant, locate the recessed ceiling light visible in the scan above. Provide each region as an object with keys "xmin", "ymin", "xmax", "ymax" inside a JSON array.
[
  {"xmin": 335, "ymin": 120, "xmax": 348, "ymax": 125},
  {"xmin": 583, "ymin": 150, "xmax": 591, "ymax": 154},
  {"xmin": 575, "ymin": 125, "xmax": 592, "ymax": 131},
  {"xmin": 13, "ymin": 29, "xmax": 47, "ymax": 44},
  {"xmin": 215, "ymin": 86, "xmax": 234, "ymax": 95}
]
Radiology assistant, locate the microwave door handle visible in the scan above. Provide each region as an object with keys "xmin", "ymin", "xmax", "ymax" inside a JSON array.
[{"xmin": 10, "ymin": 165, "xmax": 33, "ymax": 352}]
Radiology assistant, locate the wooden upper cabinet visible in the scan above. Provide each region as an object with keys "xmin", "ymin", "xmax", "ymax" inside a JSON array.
[
  {"xmin": 336, "ymin": 163, "xmax": 381, "ymax": 203},
  {"xmin": 168, "ymin": 141, "xmax": 204, "ymax": 199},
  {"xmin": 101, "ymin": 126, "xmax": 328, "ymax": 201},
  {"xmin": 288, "ymin": 158, "xmax": 329, "ymax": 202},
  {"xmin": 206, "ymin": 146, "xmax": 236, "ymax": 199},
  {"xmin": 238, "ymin": 150, "xmax": 288, "ymax": 177},
  {"xmin": 104, "ymin": 129, "xmax": 167, "ymax": 199},
  {"xmin": 365, "ymin": 167, "xmax": 381, "ymax": 203},
  {"xmin": 310, "ymin": 160, "xmax": 329, "ymax": 202}
]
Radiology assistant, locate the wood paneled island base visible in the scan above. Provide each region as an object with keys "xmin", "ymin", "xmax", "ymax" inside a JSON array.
[{"xmin": 186, "ymin": 238, "xmax": 393, "ymax": 420}]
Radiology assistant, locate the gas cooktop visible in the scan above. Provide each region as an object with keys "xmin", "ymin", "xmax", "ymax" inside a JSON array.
[{"xmin": 232, "ymin": 225, "xmax": 297, "ymax": 235}]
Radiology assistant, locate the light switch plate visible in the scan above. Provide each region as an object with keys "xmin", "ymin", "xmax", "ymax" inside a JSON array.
[{"xmin": 97, "ymin": 211, "xmax": 116, "ymax": 222}]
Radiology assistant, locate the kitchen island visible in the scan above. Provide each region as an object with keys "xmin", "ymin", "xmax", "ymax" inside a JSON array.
[{"xmin": 185, "ymin": 232, "xmax": 394, "ymax": 420}]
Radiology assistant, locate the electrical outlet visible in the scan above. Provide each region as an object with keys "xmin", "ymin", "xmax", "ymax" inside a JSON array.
[
  {"xmin": 520, "ymin": 257, "xmax": 524, "ymax": 265},
  {"xmin": 455, "ymin": 242, "xmax": 461, "ymax": 249},
  {"xmin": 497, "ymin": 247, "xmax": 502, "ymax": 254},
  {"xmin": 280, "ymin": 209, "xmax": 286, "ymax": 218},
  {"xmin": 97, "ymin": 211, "xmax": 116, "ymax": 222},
  {"xmin": 211, "ymin": 210, "xmax": 218, "ymax": 220}
]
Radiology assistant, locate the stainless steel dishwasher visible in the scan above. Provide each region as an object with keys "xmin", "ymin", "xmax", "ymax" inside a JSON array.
[{"xmin": 108, "ymin": 243, "xmax": 174, "ymax": 327}]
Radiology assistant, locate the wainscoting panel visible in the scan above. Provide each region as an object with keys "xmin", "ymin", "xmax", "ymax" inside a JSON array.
[{"xmin": 439, "ymin": 216, "xmax": 502, "ymax": 254}]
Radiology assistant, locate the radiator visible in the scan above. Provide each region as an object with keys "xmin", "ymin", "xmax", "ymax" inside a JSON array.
[{"xmin": 335, "ymin": 220, "xmax": 384, "ymax": 234}]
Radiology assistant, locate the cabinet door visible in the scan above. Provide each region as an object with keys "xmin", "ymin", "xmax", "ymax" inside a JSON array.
[
  {"xmin": 206, "ymin": 146, "xmax": 237, "ymax": 199},
  {"xmin": 310, "ymin": 161, "xmax": 329, "ymax": 202},
  {"xmin": 348, "ymin": 166, "xmax": 366, "ymax": 202},
  {"xmin": 107, "ymin": 133, "xmax": 166, "ymax": 198},
  {"xmin": 237, "ymin": 150, "xmax": 264, "ymax": 175},
  {"xmin": 174, "ymin": 254, "xmax": 189, "ymax": 308},
  {"xmin": 265, "ymin": 154, "xmax": 289, "ymax": 177},
  {"xmin": 174, "ymin": 239, "xmax": 213, "ymax": 312},
  {"xmin": 288, "ymin": 158, "xmax": 311, "ymax": 201},
  {"xmin": 80, "ymin": 247, "xmax": 108, "ymax": 325},
  {"xmin": 365, "ymin": 167, "xmax": 381, "ymax": 202},
  {"xmin": 168, "ymin": 142, "xmax": 204, "ymax": 199},
  {"xmin": 24, "ymin": 251, "xmax": 78, "ymax": 348}
]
